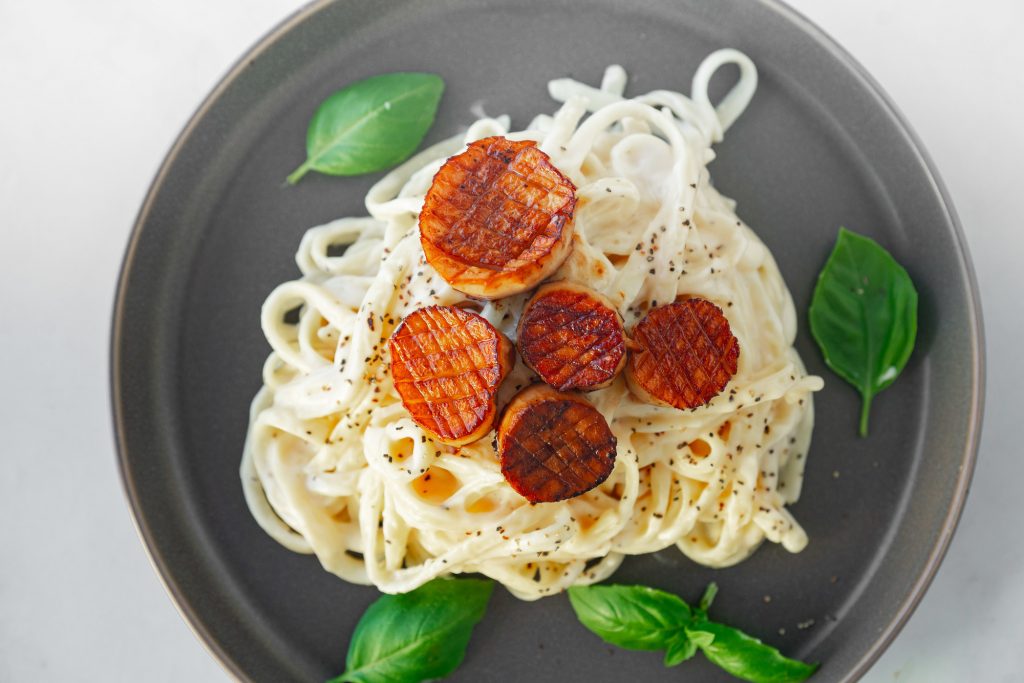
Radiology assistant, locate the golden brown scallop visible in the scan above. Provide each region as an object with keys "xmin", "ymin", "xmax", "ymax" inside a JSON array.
[
  {"xmin": 626, "ymin": 298, "xmax": 739, "ymax": 410},
  {"xmin": 388, "ymin": 305, "xmax": 514, "ymax": 446},
  {"xmin": 419, "ymin": 136, "xmax": 577, "ymax": 299},
  {"xmin": 517, "ymin": 281, "xmax": 628, "ymax": 392},
  {"xmin": 497, "ymin": 385, "xmax": 617, "ymax": 503}
]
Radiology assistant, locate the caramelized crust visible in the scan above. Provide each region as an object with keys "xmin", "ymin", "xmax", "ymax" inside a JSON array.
[
  {"xmin": 517, "ymin": 281, "xmax": 627, "ymax": 392},
  {"xmin": 627, "ymin": 298, "xmax": 739, "ymax": 409},
  {"xmin": 389, "ymin": 305, "xmax": 514, "ymax": 446},
  {"xmin": 497, "ymin": 385, "xmax": 617, "ymax": 503},
  {"xmin": 419, "ymin": 136, "xmax": 577, "ymax": 299}
]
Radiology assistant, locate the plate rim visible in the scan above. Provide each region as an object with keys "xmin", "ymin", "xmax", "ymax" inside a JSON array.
[{"xmin": 110, "ymin": 1, "xmax": 985, "ymax": 681}]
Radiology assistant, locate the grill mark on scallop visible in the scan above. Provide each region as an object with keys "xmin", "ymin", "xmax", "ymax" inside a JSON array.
[
  {"xmin": 419, "ymin": 136, "xmax": 576, "ymax": 298},
  {"xmin": 426, "ymin": 141, "xmax": 570, "ymax": 268},
  {"xmin": 389, "ymin": 305, "xmax": 513, "ymax": 445},
  {"xmin": 627, "ymin": 298, "xmax": 739, "ymax": 409},
  {"xmin": 517, "ymin": 283, "xmax": 627, "ymax": 392},
  {"xmin": 498, "ymin": 385, "xmax": 617, "ymax": 503}
]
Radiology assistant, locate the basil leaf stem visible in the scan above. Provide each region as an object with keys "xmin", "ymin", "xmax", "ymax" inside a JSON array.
[{"xmin": 698, "ymin": 581, "xmax": 718, "ymax": 616}]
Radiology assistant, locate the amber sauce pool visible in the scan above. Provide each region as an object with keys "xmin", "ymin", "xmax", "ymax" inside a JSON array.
[{"xmin": 413, "ymin": 466, "xmax": 459, "ymax": 504}]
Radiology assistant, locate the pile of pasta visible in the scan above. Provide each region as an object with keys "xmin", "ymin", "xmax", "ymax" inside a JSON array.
[{"xmin": 242, "ymin": 49, "xmax": 823, "ymax": 599}]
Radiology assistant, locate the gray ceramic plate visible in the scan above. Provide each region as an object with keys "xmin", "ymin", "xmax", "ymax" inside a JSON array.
[{"xmin": 112, "ymin": 0, "xmax": 984, "ymax": 681}]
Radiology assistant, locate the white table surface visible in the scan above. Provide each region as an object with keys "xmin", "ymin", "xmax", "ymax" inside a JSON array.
[{"xmin": 1, "ymin": 1, "xmax": 1020, "ymax": 681}]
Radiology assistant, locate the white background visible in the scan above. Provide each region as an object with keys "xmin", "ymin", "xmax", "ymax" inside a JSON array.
[{"xmin": 1, "ymin": 1, "xmax": 1021, "ymax": 681}]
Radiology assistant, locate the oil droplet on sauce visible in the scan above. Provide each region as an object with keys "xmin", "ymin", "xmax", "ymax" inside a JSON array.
[
  {"xmin": 413, "ymin": 466, "xmax": 459, "ymax": 504},
  {"xmin": 390, "ymin": 438, "xmax": 414, "ymax": 462},
  {"xmin": 718, "ymin": 483, "xmax": 734, "ymax": 502},
  {"xmin": 717, "ymin": 421, "xmax": 732, "ymax": 441},
  {"xmin": 608, "ymin": 253, "xmax": 629, "ymax": 268},
  {"xmin": 465, "ymin": 495, "xmax": 498, "ymax": 514},
  {"xmin": 689, "ymin": 438, "xmax": 712, "ymax": 457}
]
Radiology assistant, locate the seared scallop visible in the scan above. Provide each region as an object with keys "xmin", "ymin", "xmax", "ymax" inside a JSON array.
[
  {"xmin": 517, "ymin": 281, "xmax": 627, "ymax": 392},
  {"xmin": 419, "ymin": 136, "xmax": 577, "ymax": 299},
  {"xmin": 626, "ymin": 298, "xmax": 739, "ymax": 410},
  {"xmin": 389, "ymin": 305, "xmax": 514, "ymax": 446},
  {"xmin": 497, "ymin": 385, "xmax": 617, "ymax": 503}
]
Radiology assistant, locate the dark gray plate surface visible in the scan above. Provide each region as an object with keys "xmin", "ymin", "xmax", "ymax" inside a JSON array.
[{"xmin": 112, "ymin": 0, "xmax": 983, "ymax": 681}]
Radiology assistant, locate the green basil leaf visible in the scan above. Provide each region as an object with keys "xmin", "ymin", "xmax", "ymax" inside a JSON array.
[
  {"xmin": 330, "ymin": 578, "xmax": 493, "ymax": 683},
  {"xmin": 688, "ymin": 629, "xmax": 715, "ymax": 648},
  {"xmin": 663, "ymin": 634, "xmax": 698, "ymax": 666},
  {"xmin": 288, "ymin": 72, "xmax": 444, "ymax": 183},
  {"xmin": 686, "ymin": 621, "xmax": 818, "ymax": 683},
  {"xmin": 567, "ymin": 584, "xmax": 692, "ymax": 653},
  {"xmin": 808, "ymin": 227, "xmax": 918, "ymax": 436}
]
